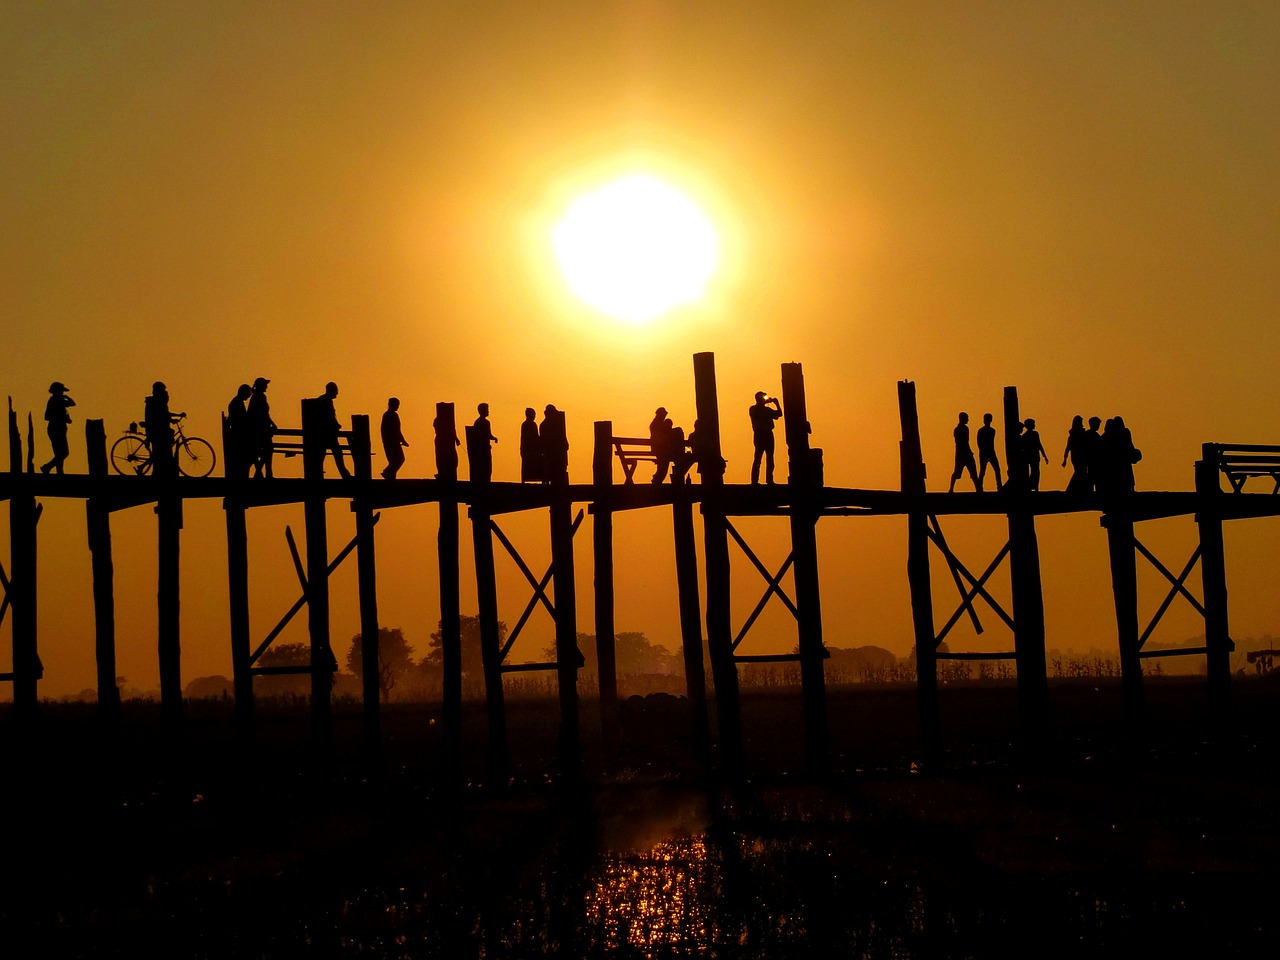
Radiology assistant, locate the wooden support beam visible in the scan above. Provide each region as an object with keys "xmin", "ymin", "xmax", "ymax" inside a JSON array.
[
  {"xmin": 592, "ymin": 421, "xmax": 620, "ymax": 754},
  {"xmin": 1004, "ymin": 386, "xmax": 1049, "ymax": 739},
  {"xmin": 156, "ymin": 488, "xmax": 183, "ymax": 726},
  {"xmin": 351, "ymin": 414, "xmax": 381, "ymax": 750},
  {"xmin": 467, "ymin": 440, "xmax": 507, "ymax": 777},
  {"xmin": 673, "ymin": 483, "xmax": 711, "ymax": 767},
  {"xmin": 301, "ymin": 398, "xmax": 334, "ymax": 746},
  {"xmin": 545, "ymin": 406, "xmax": 581, "ymax": 779},
  {"xmin": 221, "ymin": 412, "xmax": 253, "ymax": 736},
  {"xmin": 85, "ymin": 419, "xmax": 120, "ymax": 722},
  {"xmin": 781, "ymin": 361, "xmax": 828, "ymax": 773},
  {"xmin": 8, "ymin": 402, "xmax": 39, "ymax": 717},
  {"xmin": 694, "ymin": 351, "xmax": 741, "ymax": 773},
  {"xmin": 1104, "ymin": 508, "xmax": 1145, "ymax": 725},
  {"xmin": 435, "ymin": 402, "xmax": 462, "ymax": 771},
  {"xmin": 1197, "ymin": 450, "xmax": 1232, "ymax": 719},
  {"xmin": 898, "ymin": 381, "xmax": 940, "ymax": 758}
]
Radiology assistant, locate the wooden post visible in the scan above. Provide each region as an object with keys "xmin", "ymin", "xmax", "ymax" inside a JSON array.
[
  {"xmin": 222, "ymin": 414, "xmax": 253, "ymax": 736},
  {"xmin": 466, "ymin": 423, "xmax": 507, "ymax": 775},
  {"xmin": 1104, "ymin": 506, "xmax": 1145, "ymax": 725},
  {"xmin": 1003, "ymin": 386, "xmax": 1049, "ymax": 739},
  {"xmin": 86, "ymin": 420, "xmax": 120, "ymax": 722},
  {"xmin": 898, "ymin": 381, "xmax": 940, "ymax": 758},
  {"xmin": 351, "ymin": 414, "xmax": 381, "ymax": 749},
  {"xmin": 693, "ymin": 351, "xmax": 741, "ymax": 772},
  {"xmin": 546, "ymin": 406, "xmax": 581, "ymax": 778},
  {"xmin": 1196, "ymin": 446, "xmax": 1232, "ymax": 718},
  {"xmin": 301, "ymin": 398, "xmax": 334, "ymax": 745},
  {"xmin": 435, "ymin": 403, "xmax": 462, "ymax": 770},
  {"xmin": 673, "ymin": 477, "xmax": 711, "ymax": 767},
  {"xmin": 592, "ymin": 421, "xmax": 620, "ymax": 753},
  {"xmin": 8, "ymin": 403, "xmax": 39, "ymax": 717},
  {"xmin": 156, "ymin": 491, "xmax": 183, "ymax": 726},
  {"xmin": 781, "ymin": 362, "xmax": 828, "ymax": 773}
]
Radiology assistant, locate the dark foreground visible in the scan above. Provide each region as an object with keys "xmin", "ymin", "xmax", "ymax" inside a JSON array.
[{"xmin": 2, "ymin": 679, "xmax": 1279, "ymax": 958}]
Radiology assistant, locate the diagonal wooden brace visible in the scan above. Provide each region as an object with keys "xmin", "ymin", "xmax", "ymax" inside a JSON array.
[
  {"xmin": 928, "ymin": 515, "xmax": 983, "ymax": 634},
  {"xmin": 1134, "ymin": 539, "xmax": 1205, "ymax": 649},
  {"xmin": 925, "ymin": 524, "xmax": 1016, "ymax": 636},
  {"xmin": 934, "ymin": 542, "xmax": 1013, "ymax": 646},
  {"xmin": 498, "ymin": 509, "xmax": 584, "ymax": 662}
]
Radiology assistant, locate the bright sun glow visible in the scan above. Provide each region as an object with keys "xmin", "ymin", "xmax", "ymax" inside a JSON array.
[{"xmin": 553, "ymin": 174, "xmax": 719, "ymax": 324}]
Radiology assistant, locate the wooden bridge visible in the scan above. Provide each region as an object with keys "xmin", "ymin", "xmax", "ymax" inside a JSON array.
[{"xmin": 1, "ymin": 352, "xmax": 1272, "ymax": 775}]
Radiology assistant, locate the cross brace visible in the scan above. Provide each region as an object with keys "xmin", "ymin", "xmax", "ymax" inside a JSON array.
[
  {"xmin": 1131, "ymin": 537, "xmax": 1228, "ymax": 653},
  {"xmin": 923, "ymin": 517, "xmax": 1015, "ymax": 648},
  {"xmin": 492, "ymin": 509, "xmax": 585, "ymax": 663},
  {"xmin": 0, "ymin": 503, "xmax": 42, "ymax": 629},
  {"xmin": 725, "ymin": 517, "xmax": 799, "ymax": 652}
]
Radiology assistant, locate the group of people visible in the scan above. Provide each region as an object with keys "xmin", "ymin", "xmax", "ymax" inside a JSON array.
[
  {"xmin": 462, "ymin": 402, "xmax": 569, "ymax": 484},
  {"xmin": 225, "ymin": 378, "xmax": 277, "ymax": 478},
  {"xmin": 949, "ymin": 411, "xmax": 1139, "ymax": 495}
]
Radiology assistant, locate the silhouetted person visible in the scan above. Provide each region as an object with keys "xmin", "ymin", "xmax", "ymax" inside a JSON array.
[
  {"xmin": 1007, "ymin": 419, "xmax": 1027, "ymax": 489},
  {"xmin": 247, "ymin": 377, "xmax": 276, "ymax": 478},
  {"xmin": 315, "ymin": 381, "xmax": 352, "ymax": 479},
  {"xmin": 380, "ymin": 397, "xmax": 408, "ymax": 479},
  {"xmin": 649, "ymin": 406, "xmax": 673, "ymax": 483},
  {"xmin": 39, "ymin": 381, "xmax": 75, "ymax": 475},
  {"xmin": 749, "ymin": 391, "xmax": 782, "ymax": 484},
  {"xmin": 949, "ymin": 412, "xmax": 979, "ymax": 493},
  {"xmin": 540, "ymin": 404, "xmax": 569, "ymax": 481},
  {"xmin": 1098, "ymin": 416, "xmax": 1137, "ymax": 496},
  {"xmin": 470, "ymin": 402, "xmax": 497, "ymax": 482},
  {"xmin": 1022, "ymin": 418, "xmax": 1048, "ymax": 491},
  {"xmin": 1083, "ymin": 416, "xmax": 1103, "ymax": 492},
  {"xmin": 519, "ymin": 407, "xmax": 541, "ymax": 483},
  {"xmin": 669, "ymin": 421, "xmax": 692, "ymax": 483},
  {"xmin": 143, "ymin": 381, "xmax": 182, "ymax": 476},
  {"xmin": 434, "ymin": 410, "xmax": 460, "ymax": 478},
  {"xmin": 1062, "ymin": 415, "xmax": 1090, "ymax": 495},
  {"xmin": 976, "ymin": 412, "xmax": 1001, "ymax": 492},
  {"xmin": 226, "ymin": 383, "xmax": 253, "ymax": 478}
]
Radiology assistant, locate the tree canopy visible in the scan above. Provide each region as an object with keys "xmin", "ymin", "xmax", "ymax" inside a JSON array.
[{"xmin": 347, "ymin": 627, "xmax": 415, "ymax": 702}]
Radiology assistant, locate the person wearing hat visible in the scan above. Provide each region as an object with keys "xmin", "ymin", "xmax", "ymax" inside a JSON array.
[
  {"xmin": 40, "ymin": 381, "xmax": 75, "ymax": 475},
  {"xmin": 247, "ymin": 377, "xmax": 276, "ymax": 478},
  {"xmin": 749, "ymin": 391, "xmax": 782, "ymax": 485},
  {"xmin": 648, "ymin": 406, "xmax": 673, "ymax": 483},
  {"xmin": 143, "ymin": 381, "xmax": 183, "ymax": 476}
]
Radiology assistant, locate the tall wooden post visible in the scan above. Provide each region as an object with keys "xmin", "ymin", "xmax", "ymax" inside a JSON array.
[
  {"xmin": 1196, "ymin": 447, "xmax": 1232, "ymax": 718},
  {"xmin": 301, "ymin": 398, "xmax": 334, "ymax": 745},
  {"xmin": 222, "ymin": 415, "xmax": 253, "ymax": 735},
  {"xmin": 86, "ymin": 420, "xmax": 120, "ymax": 721},
  {"xmin": 672, "ymin": 485, "xmax": 711, "ymax": 767},
  {"xmin": 154, "ymin": 416, "xmax": 183, "ymax": 726},
  {"xmin": 693, "ymin": 352, "xmax": 741, "ymax": 771},
  {"xmin": 592, "ymin": 421, "xmax": 620, "ymax": 753},
  {"xmin": 351, "ymin": 414, "xmax": 381, "ymax": 749},
  {"xmin": 781, "ymin": 362, "xmax": 828, "ymax": 773},
  {"xmin": 1003, "ymin": 386, "xmax": 1049, "ymax": 739},
  {"xmin": 1104, "ymin": 506, "xmax": 1145, "ymax": 725},
  {"xmin": 8, "ymin": 403, "xmax": 39, "ymax": 717},
  {"xmin": 546, "ymin": 407, "xmax": 581, "ymax": 778},
  {"xmin": 435, "ymin": 403, "xmax": 462, "ymax": 769},
  {"xmin": 466, "ymin": 424, "xmax": 507, "ymax": 775},
  {"xmin": 898, "ymin": 381, "xmax": 940, "ymax": 758}
]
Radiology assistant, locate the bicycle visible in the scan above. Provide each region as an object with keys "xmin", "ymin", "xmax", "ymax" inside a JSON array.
[{"xmin": 110, "ymin": 416, "xmax": 217, "ymax": 478}]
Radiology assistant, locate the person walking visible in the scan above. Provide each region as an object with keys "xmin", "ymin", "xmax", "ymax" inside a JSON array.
[
  {"xmin": 40, "ymin": 382, "xmax": 75, "ymax": 475},
  {"xmin": 226, "ymin": 383, "xmax": 253, "ymax": 477},
  {"xmin": 315, "ymin": 381, "xmax": 352, "ymax": 479},
  {"xmin": 1022, "ymin": 418, "xmax": 1049, "ymax": 491},
  {"xmin": 949, "ymin": 412, "xmax": 979, "ymax": 493},
  {"xmin": 976, "ymin": 412, "xmax": 1001, "ymax": 492},
  {"xmin": 380, "ymin": 397, "xmax": 409, "ymax": 479},
  {"xmin": 1062, "ymin": 415, "xmax": 1090, "ymax": 495},
  {"xmin": 247, "ymin": 377, "xmax": 276, "ymax": 478}
]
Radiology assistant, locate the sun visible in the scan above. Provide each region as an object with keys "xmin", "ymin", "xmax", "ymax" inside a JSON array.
[{"xmin": 552, "ymin": 174, "xmax": 719, "ymax": 324}]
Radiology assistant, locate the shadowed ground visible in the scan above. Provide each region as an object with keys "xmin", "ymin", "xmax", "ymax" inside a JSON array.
[{"xmin": 1, "ymin": 679, "xmax": 1278, "ymax": 957}]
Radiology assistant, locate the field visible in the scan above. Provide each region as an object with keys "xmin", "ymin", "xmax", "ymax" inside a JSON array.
[{"xmin": 2, "ymin": 677, "xmax": 1278, "ymax": 957}]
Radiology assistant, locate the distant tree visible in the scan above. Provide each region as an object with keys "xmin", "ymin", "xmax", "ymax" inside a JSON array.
[
  {"xmin": 258, "ymin": 641, "xmax": 311, "ymax": 669},
  {"xmin": 347, "ymin": 628, "xmax": 415, "ymax": 702},
  {"xmin": 548, "ymin": 631, "xmax": 678, "ymax": 676},
  {"xmin": 423, "ymin": 615, "xmax": 507, "ymax": 680}
]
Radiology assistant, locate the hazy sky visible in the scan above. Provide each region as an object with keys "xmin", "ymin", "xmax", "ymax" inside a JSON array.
[{"xmin": 3, "ymin": 2, "xmax": 1279, "ymax": 695}]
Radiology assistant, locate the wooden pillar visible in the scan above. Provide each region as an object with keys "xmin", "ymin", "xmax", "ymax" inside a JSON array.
[
  {"xmin": 301, "ymin": 398, "xmax": 334, "ymax": 744},
  {"xmin": 8, "ymin": 403, "xmax": 39, "ymax": 717},
  {"xmin": 546, "ymin": 407, "xmax": 581, "ymax": 778},
  {"xmin": 1196, "ymin": 447, "xmax": 1232, "ymax": 717},
  {"xmin": 693, "ymin": 351, "xmax": 741, "ymax": 771},
  {"xmin": 351, "ymin": 414, "xmax": 381, "ymax": 748},
  {"xmin": 466, "ymin": 424, "xmax": 507, "ymax": 775},
  {"xmin": 156, "ymin": 490, "xmax": 183, "ymax": 725},
  {"xmin": 435, "ymin": 402, "xmax": 462, "ymax": 770},
  {"xmin": 222, "ymin": 414, "xmax": 253, "ymax": 736},
  {"xmin": 1104, "ymin": 507, "xmax": 1145, "ymax": 725},
  {"xmin": 898, "ymin": 381, "xmax": 940, "ymax": 758},
  {"xmin": 592, "ymin": 421, "xmax": 620, "ymax": 753},
  {"xmin": 1003, "ymin": 386, "xmax": 1049, "ymax": 739},
  {"xmin": 86, "ymin": 420, "xmax": 120, "ymax": 721},
  {"xmin": 673, "ymin": 486, "xmax": 711, "ymax": 767},
  {"xmin": 781, "ymin": 362, "xmax": 828, "ymax": 772}
]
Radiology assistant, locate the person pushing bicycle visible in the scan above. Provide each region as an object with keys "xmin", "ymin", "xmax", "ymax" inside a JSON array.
[{"xmin": 144, "ymin": 381, "xmax": 185, "ymax": 477}]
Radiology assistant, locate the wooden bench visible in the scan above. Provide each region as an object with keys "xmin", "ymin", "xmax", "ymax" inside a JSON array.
[
  {"xmin": 1207, "ymin": 444, "xmax": 1280, "ymax": 493},
  {"xmin": 612, "ymin": 436, "xmax": 694, "ymax": 484}
]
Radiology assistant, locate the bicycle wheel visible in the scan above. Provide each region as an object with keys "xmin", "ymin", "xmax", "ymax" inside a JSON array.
[
  {"xmin": 110, "ymin": 435, "xmax": 152, "ymax": 476},
  {"xmin": 177, "ymin": 436, "xmax": 216, "ymax": 478}
]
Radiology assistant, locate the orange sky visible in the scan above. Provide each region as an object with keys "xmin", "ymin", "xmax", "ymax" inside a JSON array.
[{"xmin": 3, "ymin": 2, "xmax": 1279, "ymax": 695}]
